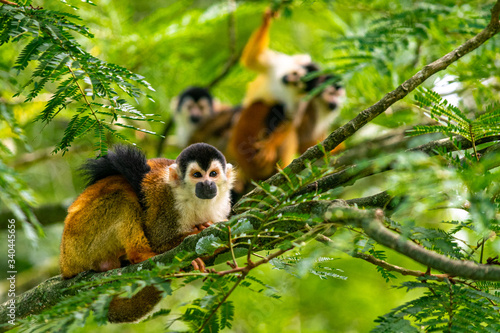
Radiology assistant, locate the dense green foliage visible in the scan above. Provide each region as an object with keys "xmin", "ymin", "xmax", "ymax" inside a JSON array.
[
  {"xmin": 410, "ymin": 87, "xmax": 500, "ymax": 157},
  {"xmin": 1, "ymin": 0, "xmax": 499, "ymax": 332}
]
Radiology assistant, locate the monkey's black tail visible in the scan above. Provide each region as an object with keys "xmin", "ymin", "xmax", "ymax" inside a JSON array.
[
  {"xmin": 80, "ymin": 145, "xmax": 151, "ymax": 201},
  {"xmin": 107, "ymin": 285, "xmax": 162, "ymax": 323}
]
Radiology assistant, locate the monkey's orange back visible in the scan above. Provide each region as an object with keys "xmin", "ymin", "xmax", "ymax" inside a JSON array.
[
  {"xmin": 227, "ymin": 101, "xmax": 297, "ymax": 183},
  {"xmin": 59, "ymin": 175, "xmax": 156, "ymax": 279}
]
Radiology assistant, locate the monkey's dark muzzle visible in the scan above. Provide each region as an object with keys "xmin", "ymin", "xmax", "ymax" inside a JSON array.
[
  {"xmin": 190, "ymin": 115, "xmax": 202, "ymax": 124},
  {"xmin": 195, "ymin": 181, "xmax": 217, "ymax": 199}
]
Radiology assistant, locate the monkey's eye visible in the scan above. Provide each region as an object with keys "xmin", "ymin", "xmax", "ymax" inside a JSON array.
[
  {"xmin": 193, "ymin": 172, "xmax": 203, "ymax": 178},
  {"xmin": 209, "ymin": 171, "xmax": 218, "ymax": 177}
]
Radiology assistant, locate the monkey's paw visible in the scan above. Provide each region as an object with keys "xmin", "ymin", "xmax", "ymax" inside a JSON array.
[
  {"xmin": 191, "ymin": 258, "xmax": 206, "ymax": 272},
  {"xmin": 198, "ymin": 221, "xmax": 214, "ymax": 230},
  {"xmin": 188, "ymin": 221, "xmax": 214, "ymax": 236}
]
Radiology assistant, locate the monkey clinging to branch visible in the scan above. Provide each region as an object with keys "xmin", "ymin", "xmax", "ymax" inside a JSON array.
[{"xmin": 227, "ymin": 9, "xmax": 318, "ymax": 187}]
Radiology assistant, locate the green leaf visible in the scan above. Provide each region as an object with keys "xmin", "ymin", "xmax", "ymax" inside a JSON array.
[{"xmin": 195, "ymin": 235, "xmax": 226, "ymax": 255}]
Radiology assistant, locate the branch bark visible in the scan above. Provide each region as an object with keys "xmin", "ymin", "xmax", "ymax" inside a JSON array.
[
  {"xmin": 206, "ymin": 0, "xmax": 240, "ymax": 89},
  {"xmin": 0, "ymin": 0, "xmax": 18, "ymax": 6},
  {"xmin": 237, "ymin": 2, "xmax": 500, "ymax": 204},
  {"xmin": 279, "ymin": 201, "xmax": 500, "ymax": 280},
  {"xmin": 291, "ymin": 133, "xmax": 500, "ymax": 203},
  {"xmin": 352, "ymin": 252, "xmax": 450, "ymax": 280}
]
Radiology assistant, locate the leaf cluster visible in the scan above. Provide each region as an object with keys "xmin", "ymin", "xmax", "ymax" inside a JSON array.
[
  {"xmin": 1, "ymin": 1, "xmax": 158, "ymax": 156},
  {"xmin": 409, "ymin": 87, "xmax": 500, "ymax": 153},
  {"xmin": 373, "ymin": 280, "xmax": 500, "ymax": 332}
]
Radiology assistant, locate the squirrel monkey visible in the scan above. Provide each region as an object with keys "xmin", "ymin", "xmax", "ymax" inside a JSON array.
[
  {"xmin": 227, "ymin": 9, "xmax": 317, "ymax": 186},
  {"xmin": 172, "ymin": 86, "xmax": 233, "ymax": 148},
  {"xmin": 239, "ymin": 9, "xmax": 313, "ymax": 113},
  {"xmin": 60, "ymin": 143, "xmax": 234, "ymax": 322},
  {"xmin": 173, "ymin": 87, "xmax": 215, "ymax": 148},
  {"xmin": 297, "ymin": 75, "xmax": 346, "ymax": 154}
]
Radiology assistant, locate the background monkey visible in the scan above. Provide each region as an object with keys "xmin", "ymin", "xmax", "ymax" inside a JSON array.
[
  {"xmin": 297, "ymin": 75, "xmax": 346, "ymax": 154},
  {"xmin": 173, "ymin": 87, "xmax": 215, "ymax": 148},
  {"xmin": 157, "ymin": 86, "xmax": 232, "ymax": 156},
  {"xmin": 60, "ymin": 143, "xmax": 234, "ymax": 322},
  {"xmin": 239, "ymin": 9, "xmax": 313, "ymax": 113},
  {"xmin": 171, "ymin": 86, "xmax": 233, "ymax": 149},
  {"xmin": 227, "ymin": 9, "xmax": 317, "ymax": 187}
]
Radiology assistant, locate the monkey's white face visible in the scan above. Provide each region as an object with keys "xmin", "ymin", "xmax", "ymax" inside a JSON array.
[
  {"xmin": 320, "ymin": 85, "xmax": 346, "ymax": 111},
  {"xmin": 275, "ymin": 54, "xmax": 311, "ymax": 91},
  {"xmin": 167, "ymin": 160, "xmax": 234, "ymax": 199},
  {"xmin": 167, "ymin": 159, "xmax": 234, "ymax": 231},
  {"xmin": 180, "ymin": 97, "xmax": 213, "ymax": 124},
  {"xmin": 183, "ymin": 160, "xmax": 233, "ymax": 200}
]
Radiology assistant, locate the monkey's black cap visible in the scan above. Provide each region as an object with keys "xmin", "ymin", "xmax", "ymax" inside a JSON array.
[
  {"xmin": 177, "ymin": 86, "xmax": 213, "ymax": 111},
  {"xmin": 176, "ymin": 143, "xmax": 227, "ymax": 176}
]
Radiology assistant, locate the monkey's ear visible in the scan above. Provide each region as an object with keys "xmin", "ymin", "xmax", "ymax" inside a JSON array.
[
  {"xmin": 167, "ymin": 163, "xmax": 180, "ymax": 184},
  {"xmin": 170, "ymin": 97, "xmax": 179, "ymax": 113},
  {"xmin": 226, "ymin": 163, "xmax": 235, "ymax": 182}
]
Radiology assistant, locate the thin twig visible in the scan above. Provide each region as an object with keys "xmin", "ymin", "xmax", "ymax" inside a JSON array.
[
  {"xmin": 251, "ymin": 252, "xmax": 266, "ymax": 259},
  {"xmin": 197, "ymin": 276, "xmax": 243, "ymax": 333},
  {"xmin": 227, "ymin": 226, "xmax": 238, "ymax": 268},
  {"xmin": 313, "ymin": 232, "xmax": 451, "ymax": 280},
  {"xmin": 206, "ymin": 0, "xmax": 240, "ymax": 89},
  {"xmin": 218, "ymin": 247, "xmax": 291, "ymax": 277},
  {"xmin": 354, "ymin": 252, "xmax": 450, "ymax": 280},
  {"xmin": 155, "ymin": 117, "xmax": 174, "ymax": 157},
  {"xmin": 67, "ymin": 66, "xmax": 100, "ymax": 125},
  {"xmin": 67, "ymin": 65, "xmax": 105, "ymax": 151}
]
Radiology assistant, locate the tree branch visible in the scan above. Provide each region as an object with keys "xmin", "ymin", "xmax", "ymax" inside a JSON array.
[
  {"xmin": 280, "ymin": 201, "xmax": 500, "ymax": 280},
  {"xmin": 292, "ymin": 163, "xmax": 390, "ymax": 198},
  {"xmin": 310, "ymin": 231, "xmax": 445, "ymax": 279},
  {"xmin": 0, "ymin": 0, "xmax": 18, "ymax": 6},
  {"xmin": 0, "ymin": 202, "xmax": 71, "ymax": 229},
  {"xmin": 290, "ymin": 133, "xmax": 500, "ymax": 203},
  {"xmin": 345, "ymin": 191, "xmax": 396, "ymax": 210},
  {"xmin": 155, "ymin": 117, "xmax": 174, "ymax": 157},
  {"xmin": 407, "ymin": 135, "xmax": 500, "ymax": 156},
  {"xmin": 352, "ymin": 252, "xmax": 450, "ymax": 280}
]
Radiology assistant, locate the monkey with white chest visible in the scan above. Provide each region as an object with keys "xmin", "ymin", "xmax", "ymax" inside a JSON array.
[
  {"xmin": 173, "ymin": 87, "xmax": 215, "ymax": 148},
  {"xmin": 227, "ymin": 9, "xmax": 318, "ymax": 186},
  {"xmin": 59, "ymin": 143, "xmax": 234, "ymax": 322}
]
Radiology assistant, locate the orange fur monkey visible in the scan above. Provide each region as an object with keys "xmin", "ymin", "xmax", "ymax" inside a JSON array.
[
  {"xmin": 227, "ymin": 9, "xmax": 316, "ymax": 187},
  {"xmin": 60, "ymin": 143, "xmax": 234, "ymax": 322}
]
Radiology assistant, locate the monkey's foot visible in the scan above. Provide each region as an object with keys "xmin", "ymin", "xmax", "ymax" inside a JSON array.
[
  {"xmin": 198, "ymin": 221, "xmax": 213, "ymax": 230},
  {"xmin": 98, "ymin": 259, "xmax": 121, "ymax": 272},
  {"xmin": 191, "ymin": 258, "xmax": 206, "ymax": 272},
  {"xmin": 187, "ymin": 221, "xmax": 214, "ymax": 237}
]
